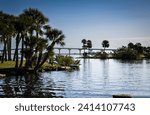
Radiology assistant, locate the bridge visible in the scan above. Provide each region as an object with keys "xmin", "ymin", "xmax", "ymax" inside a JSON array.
[
  {"xmin": 53, "ymin": 47, "xmax": 116, "ymax": 56},
  {"xmin": 0, "ymin": 47, "xmax": 116, "ymax": 56}
]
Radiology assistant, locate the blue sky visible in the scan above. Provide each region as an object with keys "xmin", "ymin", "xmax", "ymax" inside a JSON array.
[{"xmin": 0, "ymin": 0, "xmax": 150, "ymax": 48}]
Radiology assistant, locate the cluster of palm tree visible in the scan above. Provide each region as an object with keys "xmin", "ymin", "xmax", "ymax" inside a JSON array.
[
  {"xmin": 0, "ymin": 8, "xmax": 65, "ymax": 71},
  {"xmin": 81, "ymin": 39, "xmax": 92, "ymax": 49},
  {"xmin": 81, "ymin": 39, "xmax": 92, "ymax": 57}
]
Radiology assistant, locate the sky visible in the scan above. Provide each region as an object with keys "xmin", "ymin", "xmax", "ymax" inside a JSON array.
[{"xmin": 0, "ymin": 0, "xmax": 150, "ymax": 48}]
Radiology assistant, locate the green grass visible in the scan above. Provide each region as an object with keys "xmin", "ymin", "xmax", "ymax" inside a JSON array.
[
  {"xmin": 0, "ymin": 61, "xmax": 16, "ymax": 68},
  {"xmin": 0, "ymin": 61, "xmax": 25, "ymax": 68},
  {"xmin": 0, "ymin": 61, "xmax": 70, "ymax": 72},
  {"xmin": 0, "ymin": 61, "xmax": 59, "ymax": 70},
  {"xmin": 41, "ymin": 63, "xmax": 60, "ymax": 70}
]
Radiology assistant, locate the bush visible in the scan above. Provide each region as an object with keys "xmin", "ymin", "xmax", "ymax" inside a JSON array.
[
  {"xmin": 94, "ymin": 52, "xmax": 108, "ymax": 59},
  {"xmin": 144, "ymin": 53, "xmax": 150, "ymax": 59},
  {"xmin": 114, "ymin": 47, "xmax": 137, "ymax": 60},
  {"xmin": 100, "ymin": 52, "xmax": 108, "ymax": 59},
  {"xmin": 55, "ymin": 55, "xmax": 75, "ymax": 66}
]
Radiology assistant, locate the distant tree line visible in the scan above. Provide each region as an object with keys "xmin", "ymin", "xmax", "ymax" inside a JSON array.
[
  {"xmin": 114, "ymin": 42, "xmax": 150, "ymax": 60},
  {"xmin": 81, "ymin": 39, "xmax": 150, "ymax": 60}
]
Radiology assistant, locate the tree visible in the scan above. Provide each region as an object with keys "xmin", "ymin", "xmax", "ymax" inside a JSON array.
[
  {"xmin": 128, "ymin": 42, "xmax": 134, "ymax": 49},
  {"xmin": 0, "ymin": 9, "xmax": 66, "ymax": 73},
  {"xmin": 134, "ymin": 43, "xmax": 143, "ymax": 54},
  {"xmin": 81, "ymin": 39, "xmax": 87, "ymax": 57},
  {"xmin": 114, "ymin": 47, "xmax": 137, "ymax": 60},
  {"xmin": 81, "ymin": 39, "xmax": 87, "ymax": 49},
  {"xmin": 34, "ymin": 28, "xmax": 65, "ymax": 71},
  {"xmin": 0, "ymin": 11, "xmax": 15, "ymax": 63},
  {"xmin": 20, "ymin": 8, "xmax": 49, "ymax": 68},
  {"xmin": 87, "ymin": 40, "xmax": 92, "ymax": 49},
  {"xmin": 87, "ymin": 40, "xmax": 92, "ymax": 54},
  {"xmin": 13, "ymin": 16, "xmax": 31, "ymax": 68},
  {"xmin": 102, "ymin": 40, "xmax": 109, "ymax": 52}
]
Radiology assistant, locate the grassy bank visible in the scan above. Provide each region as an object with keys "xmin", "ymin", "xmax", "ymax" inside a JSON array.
[
  {"xmin": 0, "ymin": 61, "xmax": 57, "ymax": 69},
  {"xmin": 0, "ymin": 61, "xmax": 19, "ymax": 68}
]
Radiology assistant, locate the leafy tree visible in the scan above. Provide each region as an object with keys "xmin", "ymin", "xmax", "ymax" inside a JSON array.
[
  {"xmin": 55, "ymin": 55, "xmax": 74, "ymax": 66},
  {"xmin": 128, "ymin": 42, "xmax": 134, "ymax": 49},
  {"xmin": 114, "ymin": 47, "xmax": 137, "ymax": 60},
  {"xmin": 134, "ymin": 43, "xmax": 143, "ymax": 54}
]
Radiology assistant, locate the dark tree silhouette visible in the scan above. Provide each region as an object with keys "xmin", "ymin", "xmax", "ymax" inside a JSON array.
[
  {"xmin": 128, "ymin": 42, "xmax": 134, "ymax": 49},
  {"xmin": 102, "ymin": 40, "xmax": 109, "ymax": 52}
]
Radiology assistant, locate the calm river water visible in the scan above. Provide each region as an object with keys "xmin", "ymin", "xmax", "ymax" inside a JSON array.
[{"xmin": 0, "ymin": 59, "xmax": 150, "ymax": 98}]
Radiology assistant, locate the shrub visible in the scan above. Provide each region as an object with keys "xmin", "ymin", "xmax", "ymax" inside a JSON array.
[
  {"xmin": 94, "ymin": 52, "xmax": 108, "ymax": 59},
  {"xmin": 144, "ymin": 53, "xmax": 150, "ymax": 59},
  {"xmin": 114, "ymin": 47, "xmax": 137, "ymax": 60},
  {"xmin": 55, "ymin": 55, "xmax": 75, "ymax": 66}
]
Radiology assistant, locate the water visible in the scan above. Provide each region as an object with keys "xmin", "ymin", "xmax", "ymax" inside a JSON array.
[{"xmin": 0, "ymin": 59, "xmax": 150, "ymax": 98}]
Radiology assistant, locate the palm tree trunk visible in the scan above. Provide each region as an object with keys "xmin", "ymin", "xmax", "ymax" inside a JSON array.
[
  {"xmin": 1, "ymin": 41, "xmax": 6, "ymax": 63},
  {"xmin": 34, "ymin": 51, "xmax": 42, "ymax": 70},
  {"xmin": 13, "ymin": 37, "xmax": 21, "ymax": 61},
  {"xmin": 15, "ymin": 33, "xmax": 20, "ymax": 68},
  {"xmin": 7, "ymin": 38, "xmax": 12, "ymax": 61},
  {"xmin": 4, "ymin": 41, "xmax": 7, "ymax": 61},
  {"xmin": 1, "ymin": 39, "xmax": 7, "ymax": 63},
  {"xmin": 19, "ymin": 36, "xmax": 24, "ymax": 68},
  {"xmin": 34, "ymin": 42, "xmax": 55, "ymax": 71},
  {"xmin": 34, "ymin": 31, "xmax": 39, "ymax": 66}
]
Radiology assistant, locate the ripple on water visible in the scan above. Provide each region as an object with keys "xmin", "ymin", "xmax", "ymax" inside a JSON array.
[{"xmin": 0, "ymin": 59, "xmax": 150, "ymax": 97}]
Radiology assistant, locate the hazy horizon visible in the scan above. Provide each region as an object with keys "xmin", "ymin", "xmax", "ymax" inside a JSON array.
[{"xmin": 0, "ymin": 0, "xmax": 150, "ymax": 49}]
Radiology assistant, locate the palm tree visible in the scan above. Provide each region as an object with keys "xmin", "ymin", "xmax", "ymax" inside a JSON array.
[
  {"xmin": 20, "ymin": 8, "xmax": 49, "ymax": 68},
  {"xmin": 87, "ymin": 40, "xmax": 92, "ymax": 49},
  {"xmin": 21, "ymin": 8, "xmax": 48, "ymax": 39},
  {"xmin": 82, "ymin": 39, "xmax": 87, "ymax": 49},
  {"xmin": 34, "ymin": 28, "xmax": 65, "ymax": 71},
  {"xmin": 87, "ymin": 40, "xmax": 92, "ymax": 55},
  {"xmin": 81, "ymin": 39, "xmax": 87, "ymax": 57},
  {"xmin": 102, "ymin": 40, "xmax": 109, "ymax": 52},
  {"xmin": 33, "ymin": 38, "xmax": 48, "ymax": 69},
  {"xmin": 6, "ymin": 15, "xmax": 15, "ymax": 61},
  {"xmin": 13, "ymin": 16, "xmax": 28, "ymax": 68},
  {"xmin": 0, "ymin": 11, "xmax": 15, "ymax": 63}
]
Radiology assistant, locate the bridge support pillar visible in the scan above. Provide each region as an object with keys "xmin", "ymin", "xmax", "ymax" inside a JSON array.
[
  {"xmin": 58, "ymin": 48, "xmax": 61, "ymax": 55},
  {"xmin": 68, "ymin": 49, "xmax": 71, "ymax": 56},
  {"xmin": 79, "ymin": 49, "xmax": 82, "ymax": 55}
]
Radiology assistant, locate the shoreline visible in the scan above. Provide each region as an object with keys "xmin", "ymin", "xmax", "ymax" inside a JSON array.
[{"xmin": 0, "ymin": 65, "xmax": 79, "ymax": 77}]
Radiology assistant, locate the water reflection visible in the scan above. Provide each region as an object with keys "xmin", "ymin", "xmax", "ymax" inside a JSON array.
[
  {"xmin": 101, "ymin": 60, "xmax": 109, "ymax": 89},
  {"xmin": 2, "ymin": 77, "xmax": 13, "ymax": 96},
  {"xmin": 0, "ymin": 74, "xmax": 62, "ymax": 98},
  {"xmin": 117, "ymin": 59, "xmax": 144, "ymax": 64},
  {"xmin": 0, "ymin": 59, "xmax": 150, "ymax": 98}
]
